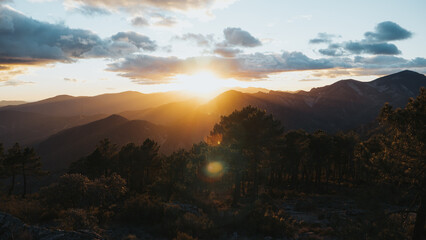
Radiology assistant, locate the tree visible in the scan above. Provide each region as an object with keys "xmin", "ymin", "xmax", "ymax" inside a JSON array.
[
  {"xmin": 208, "ymin": 106, "xmax": 284, "ymax": 203},
  {"xmin": 308, "ymin": 130, "xmax": 333, "ymax": 184},
  {"xmin": 118, "ymin": 139, "xmax": 160, "ymax": 192},
  {"xmin": 21, "ymin": 147, "xmax": 46, "ymax": 198},
  {"xmin": 70, "ymin": 138, "xmax": 118, "ymax": 179},
  {"xmin": 4, "ymin": 143, "xmax": 21, "ymax": 196},
  {"xmin": 378, "ymin": 87, "xmax": 426, "ymax": 240},
  {"xmin": 0, "ymin": 143, "xmax": 4, "ymax": 178}
]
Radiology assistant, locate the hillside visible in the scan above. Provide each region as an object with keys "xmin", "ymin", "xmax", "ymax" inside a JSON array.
[
  {"xmin": 0, "ymin": 91, "xmax": 191, "ymax": 117},
  {"xmin": 37, "ymin": 115, "xmax": 168, "ymax": 171}
]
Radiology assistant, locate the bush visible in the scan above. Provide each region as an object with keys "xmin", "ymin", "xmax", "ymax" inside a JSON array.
[
  {"xmin": 230, "ymin": 201, "xmax": 296, "ymax": 238},
  {"xmin": 175, "ymin": 212, "xmax": 214, "ymax": 238},
  {"xmin": 118, "ymin": 194, "xmax": 164, "ymax": 224},
  {"xmin": 41, "ymin": 173, "xmax": 127, "ymax": 209},
  {"xmin": 56, "ymin": 208, "xmax": 98, "ymax": 231}
]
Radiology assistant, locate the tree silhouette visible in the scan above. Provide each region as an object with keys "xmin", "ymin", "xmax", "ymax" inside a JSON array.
[
  {"xmin": 70, "ymin": 138, "xmax": 118, "ymax": 178},
  {"xmin": 208, "ymin": 106, "xmax": 283, "ymax": 202},
  {"xmin": 0, "ymin": 143, "xmax": 4, "ymax": 178},
  {"xmin": 378, "ymin": 87, "xmax": 426, "ymax": 240},
  {"xmin": 4, "ymin": 143, "xmax": 21, "ymax": 195},
  {"xmin": 21, "ymin": 147, "xmax": 46, "ymax": 198},
  {"xmin": 118, "ymin": 139, "xmax": 160, "ymax": 192}
]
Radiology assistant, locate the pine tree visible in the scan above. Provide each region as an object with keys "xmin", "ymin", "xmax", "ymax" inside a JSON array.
[
  {"xmin": 21, "ymin": 147, "xmax": 46, "ymax": 198},
  {"xmin": 379, "ymin": 87, "xmax": 426, "ymax": 240},
  {"xmin": 4, "ymin": 143, "xmax": 21, "ymax": 196}
]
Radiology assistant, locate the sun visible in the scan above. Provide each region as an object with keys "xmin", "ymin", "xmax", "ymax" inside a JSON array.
[{"xmin": 174, "ymin": 70, "xmax": 228, "ymax": 98}]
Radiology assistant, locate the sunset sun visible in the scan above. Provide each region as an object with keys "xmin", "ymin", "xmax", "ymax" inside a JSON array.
[{"xmin": 175, "ymin": 70, "xmax": 226, "ymax": 97}]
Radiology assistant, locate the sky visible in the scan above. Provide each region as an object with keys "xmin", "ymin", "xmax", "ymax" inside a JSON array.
[{"xmin": 1, "ymin": 0, "xmax": 426, "ymax": 101}]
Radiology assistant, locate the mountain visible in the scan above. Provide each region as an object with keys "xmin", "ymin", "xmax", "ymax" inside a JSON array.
[
  {"xmin": 127, "ymin": 70, "xmax": 425, "ymax": 146},
  {"xmin": 0, "ymin": 100, "xmax": 26, "ymax": 107},
  {"xmin": 196, "ymin": 70, "xmax": 426, "ymax": 131},
  {"xmin": 0, "ymin": 110, "xmax": 106, "ymax": 146},
  {"xmin": 37, "ymin": 115, "xmax": 168, "ymax": 171},
  {"xmin": 3, "ymin": 70, "xmax": 425, "ymax": 172},
  {"xmin": 0, "ymin": 91, "xmax": 190, "ymax": 117}
]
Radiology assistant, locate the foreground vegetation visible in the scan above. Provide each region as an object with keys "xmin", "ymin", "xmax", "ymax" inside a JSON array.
[{"xmin": 0, "ymin": 88, "xmax": 424, "ymax": 239}]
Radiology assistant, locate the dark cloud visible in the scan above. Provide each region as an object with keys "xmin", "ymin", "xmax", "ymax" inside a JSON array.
[
  {"xmin": 354, "ymin": 56, "xmax": 426, "ymax": 69},
  {"xmin": 319, "ymin": 41, "xmax": 401, "ymax": 56},
  {"xmin": 344, "ymin": 42, "xmax": 401, "ymax": 55},
  {"xmin": 223, "ymin": 27, "xmax": 262, "ymax": 47},
  {"xmin": 364, "ymin": 21, "xmax": 412, "ymax": 42},
  {"xmin": 309, "ymin": 33, "xmax": 337, "ymax": 44},
  {"xmin": 0, "ymin": 6, "xmax": 102, "ymax": 65},
  {"xmin": 131, "ymin": 17, "xmax": 149, "ymax": 27},
  {"xmin": 316, "ymin": 21, "xmax": 411, "ymax": 57},
  {"xmin": 111, "ymin": 32, "xmax": 157, "ymax": 51},
  {"xmin": 213, "ymin": 47, "xmax": 241, "ymax": 57},
  {"xmin": 0, "ymin": 7, "xmax": 158, "ymax": 67}
]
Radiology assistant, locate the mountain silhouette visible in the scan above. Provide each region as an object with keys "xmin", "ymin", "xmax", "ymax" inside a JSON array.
[
  {"xmin": 2, "ymin": 70, "xmax": 425, "ymax": 172},
  {"xmin": 37, "ymin": 115, "xmax": 168, "ymax": 171},
  {"xmin": 1, "ymin": 91, "xmax": 190, "ymax": 117}
]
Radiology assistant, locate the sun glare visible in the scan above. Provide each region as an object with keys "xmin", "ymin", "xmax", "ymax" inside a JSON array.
[{"xmin": 174, "ymin": 71, "xmax": 226, "ymax": 98}]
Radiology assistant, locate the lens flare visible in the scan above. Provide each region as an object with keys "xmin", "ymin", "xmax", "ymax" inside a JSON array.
[{"xmin": 207, "ymin": 161, "xmax": 223, "ymax": 174}]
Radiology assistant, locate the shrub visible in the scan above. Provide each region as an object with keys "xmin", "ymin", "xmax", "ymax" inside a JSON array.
[{"xmin": 56, "ymin": 208, "xmax": 98, "ymax": 231}]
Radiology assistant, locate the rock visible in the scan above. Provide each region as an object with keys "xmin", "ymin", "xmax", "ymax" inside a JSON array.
[{"xmin": 0, "ymin": 212, "xmax": 102, "ymax": 240}]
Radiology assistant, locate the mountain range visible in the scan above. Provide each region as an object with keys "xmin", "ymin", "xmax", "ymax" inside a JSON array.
[{"xmin": 1, "ymin": 70, "xmax": 424, "ymax": 171}]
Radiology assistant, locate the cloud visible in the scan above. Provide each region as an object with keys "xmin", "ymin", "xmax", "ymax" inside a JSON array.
[
  {"xmin": 0, "ymin": 6, "xmax": 158, "ymax": 67},
  {"xmin": 364, "ymin": 21, "xmax": 412, "ymax": 42},
  {"xmin": 223, "ymin": 27, "xmax": 262, "ymax": 47},
  {"xmin": 309, "ymin": 33, "xmax": 337, "ymax": 44},
  {"xmin": 316, "ymin": 21, "xmax": 411, "ymax": 57},
  {"xmin": 64, "ymin": 77, "xmax": 78, "ymax": 82},
  {"xmin": 344, "ymin": 42, "xmax": 401, "ymax": 55},
  {"xmin": 353, "ymin": 55, "xmax": 426, "ymax": 69},
  {"xmin": 1, "ymin": 80, "xmax": 34, "ymax": 87},
  {"xmin": 110, "ymin": 32, "xmax": 157, "ymax": 51},
  {"xmin": 131, "ymin": 16, "xmax": 149, "ymax": 27},
  {"xmin": 213, "ymin": 47, "xmax": 241, "ymax": 57},
  {"xmin": 175, "ymin": 33, "xmax": 215, "ymax": 47},
  {"xmin": 107, "ymin": 51, "xmax": 348, "ymax": 83},
  {"xmin": 65, "ymin": 0, "xmax": 237, "ymax": 14},
  {"xmin": 175, "ymin": 27, "xmax": 260, "ymax": 57},
  {"xmin": 0, "ymin": 6, "xmax": 103, "ymax": 66},
  {"xmin": 107, "ymin": 49, "xmax": 426, "ymax": 84},
  {"xmin": 152, "ymin": 15, "xmax": 178, "ymax": 27}
]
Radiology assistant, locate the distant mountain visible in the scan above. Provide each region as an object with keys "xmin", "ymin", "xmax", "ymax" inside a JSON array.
[
  {"xmin": 0, "ymin": 100, "xmax": 26, "ymax": 107},
  {"xmin": 132, "ymin": 70, "xmax": 425, "ymax": 147},
  {"xmin": 0, "ymin": 91, "xmax": 191, "ymax": 117},
  {"xmin": 3, "ymin": 70, "xmax": 425, "ymax": 172},
  {"xmin": 37, "ymin": 115, "xmax": 168, "ymax": 171},
  {"xmin": 0, "ymin": 110, "xmax": 105, "ymax": 146},
  {"xmin": 119, "ymin": 99, "xmax": 202, "ymax": 126},
  {"xmin": 195, "ymin": 70, "xmax": 426, "ymax": 132}
]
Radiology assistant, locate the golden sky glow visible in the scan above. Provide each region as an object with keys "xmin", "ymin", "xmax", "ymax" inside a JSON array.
[{"xmin": 1, "ymin": 1, "xmax": 425, "ymax": 101}]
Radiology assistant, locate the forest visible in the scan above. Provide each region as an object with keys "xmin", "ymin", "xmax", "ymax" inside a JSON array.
[{"xmin": 0, "ymin": 88, "xmax": 424, "ymax": 240}]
